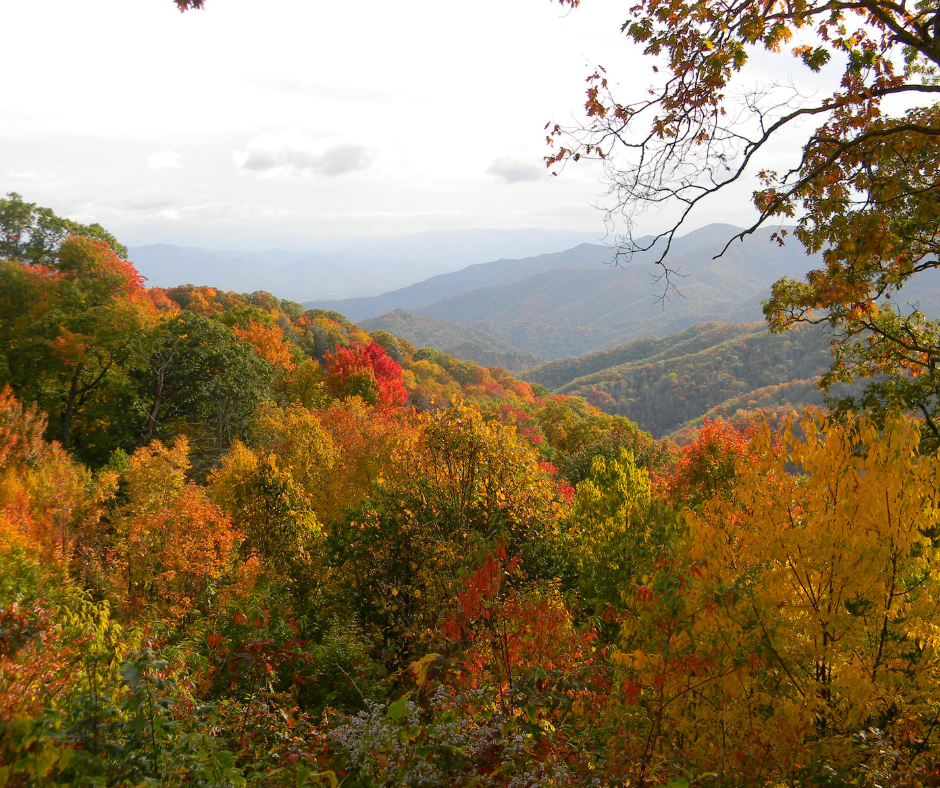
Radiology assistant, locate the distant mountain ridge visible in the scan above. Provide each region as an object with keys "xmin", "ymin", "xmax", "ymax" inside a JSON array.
[
  {"xmin": 299, "ymin": 227, "xmax": 604, "ymax": 268},
  {"xmin": 128, "ymin": 228, "xmax": 604, "ymax": 303},
  {"xmin": 305, "ymin": 224, "xmax": 829, "ymax": 360},
  {"xmin": 413, "ymin": 226, "xmax": 818, "ymax": 359},
  {"xmin": 306, "ymin": 243, "xmax": 618, "ymax": 321},
  {"xmin": 129, "ymin": 244, "xmax": 452, "ymax": 302},
  {"xmin": 359, "ymin": 309, "xmax": 544, "ymax": 373}
]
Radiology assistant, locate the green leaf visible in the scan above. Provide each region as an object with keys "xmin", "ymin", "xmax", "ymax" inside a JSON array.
[
  {"xmin": 386, "ymin": 692, "xmax": 411, "ymax": 722},
  {"xmin": 120, "ymin": 661, "xmax": 143, "ymax": 689}
]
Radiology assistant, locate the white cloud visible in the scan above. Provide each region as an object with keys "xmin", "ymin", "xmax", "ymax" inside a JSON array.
[
  {"xmin": 4, "ymin": 170, "xmax": 44, "ymax": 180},
  {"xmin": 233, "ymin": 131, "xmax": 375, "ymax": 177},
  {"xmin": 487, "ymin": 155, "xmax": 546, "ymax": 184},
  {"xmin": 251, "ymin": 78, "xmax": 392, "ymax": 103},
  {"xmin": 148, "ymin": 150, "xmax": 183, "ymax": 170}
]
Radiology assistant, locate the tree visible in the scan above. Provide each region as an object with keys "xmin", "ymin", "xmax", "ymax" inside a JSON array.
[
  {"xmin": 134, "ymin": 312, "xmax": 273, "ymax": 472},
  {"xmin": 535, "ymin": 399, "xmax": 674, "ymax": 485},
  {"xmin": 314, "ymin": 397, "xmax": 415, "ymax": 525},
  {"xmin": 209, "ymin": 440, "xmax": 321, "ymax": 604},
  {"xmin": 329, "ymin": 403, "xmax": 563, "ymax": 667},
  {"xmin": 232, "ymin": 319, "xmax": 298, "ymax": 373},
  {"xmin": 657, "ymin": 416, "xmax": 762, "ymax": 508},
  {"xmin": 0, "ymin": 192, "xmax": 126, "ymax": 264},
  {"xmin": 208, "ymin": 403, "xmax": 337, "ymax": 588},
  {"xmin": 0, "ymin": 386, "xmax": 98, "ymax": 564},
  {"xmin": 324, "ymin": 341, "xmax": 409, "ymax": 408},
  {"xmin": 441, "ymin": 541, "xmax": 594, "ymax": 717},
  {"xmin": 571, "ymin": 450, "xmax": 655, "ymax": 613},
  {"xmin": 550, "ymin": 1, "xmax": 940, "ymax": 437},
  {"xmin": 0, "ymin": 236, "xmax": 156, "ymax": 457},
  {"xmin": 247, "ymin": 402, "xmax": 336, "ymax": 503},
  {"xmin": 610, "ymin": 411, "xmax": 940, "ymax": 785},
  {"xmin": 109, "ymin": 438, "xmax": 241, "ymax": 624}
]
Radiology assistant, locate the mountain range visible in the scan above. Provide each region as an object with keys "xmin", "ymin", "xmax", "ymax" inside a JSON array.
[
  {"xmin": 128, "ymin": 228, "xmax": 603, "ymax": 302},
  {"xmin": 128, "ymin": 245, "xmax": 447, "ymax": 301},
  {"xmin": 308, "ymin": 242, "xmax": 619, "ymax": 321},
  {"xmin": 133, "ymin": 224, "xmax": 940, "ymax": 436},
  {"xmin": 315, "ymin": 224, "xmax": 822, "ymax": 360}
]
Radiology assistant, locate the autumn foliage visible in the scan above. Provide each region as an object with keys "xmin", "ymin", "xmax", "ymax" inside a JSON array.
[
  {"xmin": 655, "ymin": 416, "xmax": 763, "ymax": 507},
  {"xmin": 7, "ymin": 200, "xmax": 940, "ymax": 786},
  {"xmin": 324, "ymin": 340, "xmax": 408, "ymax": 407}
]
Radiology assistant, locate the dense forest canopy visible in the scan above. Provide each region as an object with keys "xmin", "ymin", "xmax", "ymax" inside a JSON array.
[
  {"xmin": 3, "ymin": 190, "xmax": 940, "ymax": 786},
  {"xmin": 6, "ymin": 1, "xmax": 940, "ymax": 785}
]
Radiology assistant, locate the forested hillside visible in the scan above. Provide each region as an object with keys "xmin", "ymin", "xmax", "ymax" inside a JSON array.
[
  {"xmin": 360, "ymin": 309, "xmax": 543, "ymax": 373},
  {"xmin": 6, "ymin": 225, "xmax": 938, "ymax": 786},
  {"xmin": 10, "ymin": 0, "xmax": 940, "ymax": 779},
  {"xmin": 526, "ymin": 322, "xmax": 857, "ymax": 438},
  {"xmin": 526, "ymin": 323, "xmax": 758, "ymax": 390}
]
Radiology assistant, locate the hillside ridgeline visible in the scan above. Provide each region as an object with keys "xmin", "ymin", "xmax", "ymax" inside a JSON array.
[
  {"xmin": 524, "ymin": 322, "xmax": 861, "ymax": 439},
  {"xmin": 310, "ymin": 223, "xmax": 823, "ymax": 359}
]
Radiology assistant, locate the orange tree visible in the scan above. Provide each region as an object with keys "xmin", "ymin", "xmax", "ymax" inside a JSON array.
[{"xmin": 550, "ymin": 0, "xmax": 940, "ymax": 441}]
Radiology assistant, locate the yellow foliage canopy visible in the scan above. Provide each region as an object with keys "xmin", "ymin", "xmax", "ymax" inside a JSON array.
[{"xmin": 613, "ymin": 412, "xmax": 940, "ymax": 784}]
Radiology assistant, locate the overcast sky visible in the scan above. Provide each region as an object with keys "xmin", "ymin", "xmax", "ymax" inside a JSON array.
[{"xmin": 2, "ymin": 0, "xmax": 818, "ymax": 249}]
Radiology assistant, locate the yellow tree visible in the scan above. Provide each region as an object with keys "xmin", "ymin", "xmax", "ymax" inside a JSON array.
[
  {"xmin": 612, "ymin": 412, "xmax": 940, "ymax": 786},
  {"xmin": 209, "ymin": 404, "xmax": 336, "ymax": 608}
]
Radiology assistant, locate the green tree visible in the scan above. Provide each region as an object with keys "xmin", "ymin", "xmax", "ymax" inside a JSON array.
[
  {"xmin": 0, "ymin": 237, "xmax": 155, "ymax": 459},
  {"xmin": 571, "ymin": 450, "xmax": 652, "ymax": 611},
  {"xmin": 0, "ymin": 192, "xmax": 127, "ymax": 264},
  {"xmin": 134, "ymin": 312, "xmax": 273, "ymax": 472}
]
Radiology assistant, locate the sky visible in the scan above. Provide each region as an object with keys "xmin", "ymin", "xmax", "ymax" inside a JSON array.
[{"xmin": 1, "ymin": 0, "xmax": 825, "ymax": 250}]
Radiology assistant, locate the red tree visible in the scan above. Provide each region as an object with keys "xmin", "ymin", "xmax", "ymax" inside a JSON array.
[
  {"xmin": 657, "ymin": 417, "xmax": 765, "ymax": 508},
  {"xmin": 324, "ymin": 341, "xmax": 408, "ymax": 407}
]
